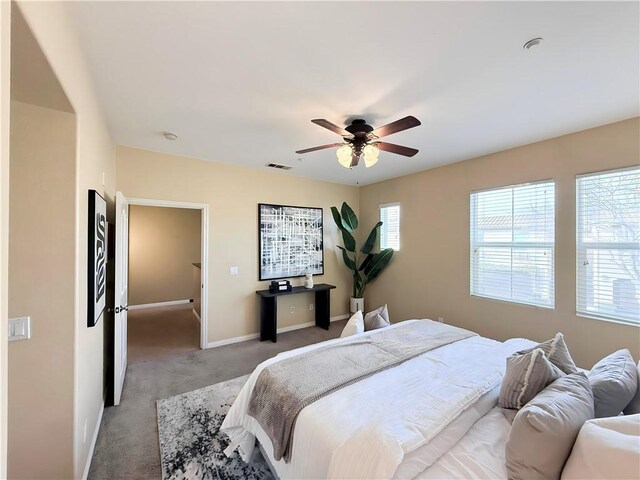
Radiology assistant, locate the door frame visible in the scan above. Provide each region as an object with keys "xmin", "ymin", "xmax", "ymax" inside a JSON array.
[
  {"xmin": 0, "ymin": 1, "xmax": 11, "ymax": 475},
  {"xmin": 127, "ymin": 197, "xmax": 209, "ymax": 349}
]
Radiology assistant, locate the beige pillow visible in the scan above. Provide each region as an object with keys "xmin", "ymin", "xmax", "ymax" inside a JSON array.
[
  {"xmin": 589, "ymin": 349, "xmax": 638, "ymax": 418},
  {"xmin": 562, "ymin": 414, "xmax": 640, "ymax": 479},
  {"xmin": 363, "ymin": 304, "xmax": 390, "ymax": 331},
  {"xmin": 623, "ymin": 361, "xmax": 640, "ymax": 415},
  {"xmin": 506, "ymin": 373, "xmax": 594, "ymax": 480},
  {"xmin": 340, "ymin": 310, "xmax": 364, "ymax": 338},
  {"xmin": 499, "ymin": 348, "xmax": 565, "ymax": 419},
  {"xmin": 517, "ymin": 332, "xmax": 579, "ymax": 374}
]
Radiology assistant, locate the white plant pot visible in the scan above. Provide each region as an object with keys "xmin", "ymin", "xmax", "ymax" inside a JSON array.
[{"xmin": 350, "ymin": 297, "xmax": 364, "ymax": 314}]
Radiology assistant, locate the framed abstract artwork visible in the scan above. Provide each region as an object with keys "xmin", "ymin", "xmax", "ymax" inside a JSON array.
[
  {"xmin": 88, "ymin": 190, "xmax": 107, "ymax": 327},
  {"xmin": 258, "ymin": 203, "xmax": 324, "ymax": 281}
]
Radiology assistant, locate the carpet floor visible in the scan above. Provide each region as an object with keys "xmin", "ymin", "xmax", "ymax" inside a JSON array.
[
  {"xmin": 128, "ymin": 304, "xmax": 200, "ymax": 365},
  {"xmin": 88, "ymin": 319, "xmax": 346, "ymax": 479}
]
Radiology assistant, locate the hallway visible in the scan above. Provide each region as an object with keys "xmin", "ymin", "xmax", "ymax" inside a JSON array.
[{"xmin": 128, "ymin": 304, "xmax": 199, "ymax": 365}]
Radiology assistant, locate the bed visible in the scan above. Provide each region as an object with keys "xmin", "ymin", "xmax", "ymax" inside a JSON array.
[{"xmin": 221, "ymin": 320, "xmax": 537, "ymax": 479}]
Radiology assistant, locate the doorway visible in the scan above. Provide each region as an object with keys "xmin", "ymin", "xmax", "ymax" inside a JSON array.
[
  {"xmin": 113, "ymin": 194, "xmax": 208, "ymax": 404},
  {"xmin": 127, "ymin": 203, "xmax": 203, "ymax": 363}
]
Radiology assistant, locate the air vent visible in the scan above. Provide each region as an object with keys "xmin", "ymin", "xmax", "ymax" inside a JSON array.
[{"xmin": 266, "ymin": 163, "xmax": 293, "ymax": 170}]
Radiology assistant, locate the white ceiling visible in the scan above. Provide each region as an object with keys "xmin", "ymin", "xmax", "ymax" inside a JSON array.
[{"xmin": 69, "ymin": 1, "xmax": 639, "ymax": 186}]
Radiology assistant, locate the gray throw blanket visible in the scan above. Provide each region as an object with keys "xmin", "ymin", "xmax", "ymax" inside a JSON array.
[{"xmin": 247, "ymin": 320, "xmax": 476, "ymax": 462}]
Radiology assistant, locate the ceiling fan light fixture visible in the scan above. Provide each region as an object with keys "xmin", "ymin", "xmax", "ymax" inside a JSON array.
[
  {"xmin": 363, "ymin": 144, "xmax": 379, "ymax": 168},
  {"xmin": 337, "ymin": 144, "xmax": 353, "ymax": 168}
]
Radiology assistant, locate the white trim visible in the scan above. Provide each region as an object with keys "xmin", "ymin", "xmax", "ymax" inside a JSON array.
[
  {"xmin": 127, "ymin": 197, "xmax": 207, "ymax": 210},
  {"xmin": 82, "ymin": 400, "xmax": 104, "ymax": 480},
  {"xmin": 128, "ymin": 299, "xmax": 191, "ymax": 311},
  {"xmin": 576, "ymin": 164, "xmax": 639, "ymax": 180},
  {"xmin": 206, "ymin": 314, "xmax": 349, "ymax": 349},
  {"xmin": 127, "ymin": 197, "xmax": 209, "ymax": 350},
  {"xmin": 207, "ymin": 333, "xmax": 259, "ymax": 349},
  {"xmin": 470, "ymin": 177, "xmax": 555, "ymax": 195},
  {"xmin": 192, "ymin": 308, "xmax": 201, "ymax": 323},
  {"xmin": 379, "ymin": 201, "xmax": 400, "ymax": 209},
  {"xmin": 0, "ymin": 2, "xmax": 9, "ymax": 475}
]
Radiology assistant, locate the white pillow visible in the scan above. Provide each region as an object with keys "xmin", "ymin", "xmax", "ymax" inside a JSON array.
[
  {"xmin": 562, "ymin": 414, "xmax": 640, "ymax": 479},
  {"xmin": 340, "ymin": 310, "xmax": 364, "ymax": 338}
]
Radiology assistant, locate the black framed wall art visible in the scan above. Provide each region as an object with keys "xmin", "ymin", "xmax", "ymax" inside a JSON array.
[
  {"xmin": 88, "ymin": 190, "xmax": 107, "ymax": 327},
  {"xmin": 258, "ymin": 203, "xmax": 324, "ymax": 281}
]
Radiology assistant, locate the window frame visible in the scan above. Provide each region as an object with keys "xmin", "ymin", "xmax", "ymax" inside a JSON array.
[
  {"xmin": 379, "ymin": 202, "xmax": 401, "ymax": 251},
  {"xmin": 575, "ymin": 166, "xmax": 640, "ymax": 327},
  {"xmin": 469, "ymin": 179, "xmax": 556, "ymax": 309}
]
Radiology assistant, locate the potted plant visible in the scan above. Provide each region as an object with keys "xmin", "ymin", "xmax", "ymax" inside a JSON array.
[{"xmin": 331, "ymin": 202, "xmax": 394, "ymax": 313}]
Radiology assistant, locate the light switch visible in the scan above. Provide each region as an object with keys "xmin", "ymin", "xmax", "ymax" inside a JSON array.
[
  {"xmin": 229, "ymin": 266, "xmax": 239, "ymax": 276},
  {"xmin": 9, "ymin": 316, "xmax": 30, "ymax": 341}
]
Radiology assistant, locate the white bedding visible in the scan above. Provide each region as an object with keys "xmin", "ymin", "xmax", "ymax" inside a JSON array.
[
  {"xmin": 417, "ymin": 407, "xmax": 511, "ymax": 479},
  {"xmin": 222, "ymin": 320, "xmax": 534, "ymax": 479}
]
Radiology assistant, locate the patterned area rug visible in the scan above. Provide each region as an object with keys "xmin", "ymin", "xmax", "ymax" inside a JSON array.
[{"xmin": 156, "ymin": 375, "xmax": 275, "ymax": 480}]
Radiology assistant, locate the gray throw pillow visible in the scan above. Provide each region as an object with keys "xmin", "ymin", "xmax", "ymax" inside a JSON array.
[
  {"xmin": 363, "ymin": 304, "xmax": 390, "ymax": 331},
  {"xmin": 517, "ymin": 332, "xmax": 579, "ymax": 374},
  {"xmin": 506, "ymin": 373, "xmax": 594, "ymax": 480},
  {"xmin": 623, "ymin": 361, "xmax": 640, "ymax": 415},
  {"xmin": 588, "ymin": 349, "xmax": 638, "ymax": 418},
  {"xmin": 499, "ymin": 348, "xmax": 565, "ymax": 418}
]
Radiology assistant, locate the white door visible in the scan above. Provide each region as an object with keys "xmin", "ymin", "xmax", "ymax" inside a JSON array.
[{"xmin": 114, "ymin": 191, "xmax": 129, "ymax": 405}]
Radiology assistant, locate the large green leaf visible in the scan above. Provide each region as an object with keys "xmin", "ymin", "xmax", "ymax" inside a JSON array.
[
  {"xmin": 340, "ymin": 202, "xmax": 359, "ymax": 231},
  {"xmin": 363, "ymin": 248, "xmax": 394, "ymax": 282},
  {"xmin": 337, "ymin": 246, "xmax": 356, "ymax": 271},
  {"xmin": 361, "ymin": 221, "xmax": 382, "ymax": 254},
  {"xmin": 358, "ymin": 253, "xmax": 374, "ymax": 271},
  {"xmin": 330, "ymin": 206, "xmax": 344, "ymax": 231},
  {"xmin": 341, "ymin": 228, "xmax": 356, "ymax": 252}
]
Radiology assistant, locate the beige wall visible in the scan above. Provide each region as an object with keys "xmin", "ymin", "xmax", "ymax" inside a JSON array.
[
  {"xmin": 116, "ymin": 147, "xmax": 359, "ymax": 343},
  {"xmin": 9, "ymin": 101, "xmax": 77, "ymax": 478},
  {"xmin": 360, "ymin": 117, "xmax": 640, "ymax": 369},
  {"xmin": 15, "ymin": 2, "xmax": 116, "ymax": 477},
  {"xmin": 129, "ymin": 205, "xmax": 201, "ymax": 306},
  {"xmin": 0, "ymin": 2, "xmax": 10, "ymax": 476}
]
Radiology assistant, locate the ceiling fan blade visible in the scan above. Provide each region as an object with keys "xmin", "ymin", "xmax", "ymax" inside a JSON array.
[
  {"xmin": 371, "ymin": 116, "xmax": 421, "ymax": 138},
  {"xmin": 311, "ymin": 119, "xmax": 350, "ymax": 136},
  {"xmin": 375, "ymin": 142, "xmax": 419, "ymax": 157},
  {"xmin": 295, "ymin": 143, "xmax": 342, "ymax": 154}
]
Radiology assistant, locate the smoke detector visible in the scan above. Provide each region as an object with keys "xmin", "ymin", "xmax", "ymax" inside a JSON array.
[
  {"xmin": 523, "ymin": 38, "xmax": 543, "ymax": 50},
  {"xmin": 163, "ymin": 132, "xmax": 178, "ymax": 141}
]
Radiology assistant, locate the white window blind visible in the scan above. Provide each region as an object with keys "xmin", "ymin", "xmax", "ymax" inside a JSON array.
[
  {"xmin": 576, "ymin": 167, "xmax": 639, "ymax": 326},
  {"xmin": 470, "ymin": 181, "xmax": 555, "ymax": 308},
  {"xmin": 380, "ymin": 203, "xmax": 400, "ymax": 251}
]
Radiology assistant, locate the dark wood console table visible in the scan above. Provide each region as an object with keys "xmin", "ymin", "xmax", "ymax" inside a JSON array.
[{"xmin": 256, "ymin": 283, "xmax": 336, "ymax": 342}]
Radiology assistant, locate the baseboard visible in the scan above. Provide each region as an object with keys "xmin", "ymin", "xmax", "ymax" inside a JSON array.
[
  {"xmin": 192, "ymin": 308, "xmax": 201, "ymax": 323},
  {"xmin": 129, "ymin": 299, "xmax": 191, "ymax": 311},
  {"xmin": 206, "ymin": 313, "xmax": 350, "ymax": 349},
  {"xmin": 207, "ymin": 332, "xmax": 260, "ymax": 349},
  {"xmin": 82, "ymin": 400, "xmax": 105, "ymax": 480}
]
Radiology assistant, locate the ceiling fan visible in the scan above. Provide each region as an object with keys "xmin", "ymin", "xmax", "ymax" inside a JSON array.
[{"xmin": 296, "ymin": 116, "xmax": 421, "ymax": 168}]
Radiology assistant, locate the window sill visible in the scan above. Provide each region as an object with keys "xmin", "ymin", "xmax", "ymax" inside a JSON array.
[
  {"xmin": 470, "ymin": 293, "xmax": 554, "ymax": 310},
  {"xmin": 576, "ymin": 312, "xmax": 639, "ymax": 328}
]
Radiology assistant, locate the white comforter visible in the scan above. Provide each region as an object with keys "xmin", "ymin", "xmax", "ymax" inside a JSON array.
[{"xmin": 221, "ymin": 320, "xmax": 532, "ymax": 479}]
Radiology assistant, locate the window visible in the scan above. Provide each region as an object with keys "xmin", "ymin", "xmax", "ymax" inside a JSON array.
[
  {"xmin": 576, "ymin": 167, "xmax": 639, "ymax": 325},
  {"xmin": 470, "ymin": 181, "xmax": 555, "ymax": 308},
  {"xmin": 380, "ymin": 203, "xmax": 400, "ymax": 250}
]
